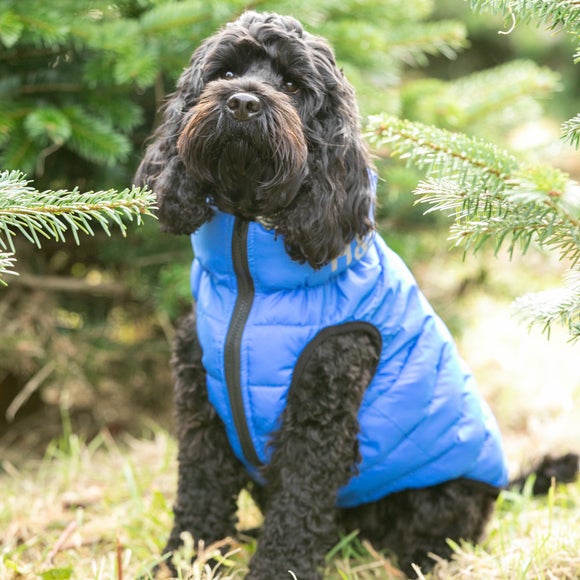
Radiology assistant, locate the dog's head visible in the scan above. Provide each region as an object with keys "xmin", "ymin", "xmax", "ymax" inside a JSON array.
[{"xmin": 135, "ymin": 11, "xmax": 374, "ymax": 268}]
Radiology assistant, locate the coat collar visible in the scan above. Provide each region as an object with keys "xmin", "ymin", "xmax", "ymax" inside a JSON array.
[{"xmin": 191, "ymin": 171, "xmax": 378, "ymax": 292}]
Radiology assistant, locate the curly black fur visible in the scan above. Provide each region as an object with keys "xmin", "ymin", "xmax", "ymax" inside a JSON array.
[
  {"xmin": 134, "ymin": 10, "xmax": 372, "ymax": 268},
  {"xmin": 136, "ymin": 11, "xmax": 579, "ymax": 579},
  {"xmin": 508, "ymin": 453, "xmax": 579, "ymax": 496},
  {"xmin": 163, "ymin": 312, "xmax": 249, "ymax": 556}
]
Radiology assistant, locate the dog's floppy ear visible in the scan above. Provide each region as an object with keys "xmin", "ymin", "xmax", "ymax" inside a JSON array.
[
  {"xmin": 133, "ymin": 41, "xmax": 216, "ymax": 234},
  {"xmin": 276, "ymin": 38, "xmax": 374, "ymax": 269}
]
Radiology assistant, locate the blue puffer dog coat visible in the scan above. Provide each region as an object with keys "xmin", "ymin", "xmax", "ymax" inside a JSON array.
[{"xmin": 190, "ymin": 180, "xmax": 508, "ymax": 508}]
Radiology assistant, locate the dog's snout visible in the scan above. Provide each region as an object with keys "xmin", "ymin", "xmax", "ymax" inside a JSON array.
[{"xmin": 226, "ymin": 92, "xmax": 262, "ymax": 121}]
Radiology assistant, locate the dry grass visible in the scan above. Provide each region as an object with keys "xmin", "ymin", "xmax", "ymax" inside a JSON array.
[
  {"xmin": 1, "ymin": 246, "xmax": 579, "ymax": 579},
  {"xmin": 1, "ymin": 428, "xmax": 578, "ymax": 579}
]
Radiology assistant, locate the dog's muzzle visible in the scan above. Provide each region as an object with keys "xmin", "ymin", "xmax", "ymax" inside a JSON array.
[{"xmin": 226, "ymin": 92, "xmax": 262, "ymax": 121}]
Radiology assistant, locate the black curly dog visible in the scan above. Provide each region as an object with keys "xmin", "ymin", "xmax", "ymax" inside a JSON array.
[{"xmin": 135, "ymin": 11, "xmax": 578, "ymax": 579}]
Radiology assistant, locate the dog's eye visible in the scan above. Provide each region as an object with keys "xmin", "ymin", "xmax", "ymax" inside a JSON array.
[
  {"xmin": 282, "ymin": 80, "xmax": 299, "ymax": 94},
  {"xmin": 222, "ymin": 71, "xmax": 236, "ymax": 80}
]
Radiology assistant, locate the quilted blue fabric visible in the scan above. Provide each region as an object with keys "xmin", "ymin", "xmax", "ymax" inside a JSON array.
[{"xmin": 190, "ymin": 190, "xmax": 508, "ymax": 508}]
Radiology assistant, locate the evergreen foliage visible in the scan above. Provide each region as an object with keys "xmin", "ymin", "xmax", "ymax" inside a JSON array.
[
  {"xmin": 470, "ymin": 0, "xmax": 580, "ymax": 31},
  {"xmin": 0, "ymin": 4, "xmax": 578, "ymax": 576},
  {"xmin": 0, "ymin": 170, "xmax": 155, "ymax": 284},
  {"xmin": 0, "ymin": 0, "xmax": 472, "ymax": 186},
  {"xmin": 468, "ymin": 0, "xmax": 580, "ymax": 143},
  {"xmin": 0, "ymin": 0, "xmax": 578, "ymax": 422},
  {"xmin": 513, "ymin": 269, "xmax": 580, "ymax": 338},
  {"xmin": 367, "ymin": 1, "xmax": 580, "ymax": 340},
  {"xmin": 401, "ymin": 60, "xmax": 560, "ymax": 137},
  {"xmin": 367, "ymin": 115, "xmax": 579, "ymax": 265},
  {"xmin": 563, "ymin": 114, "xmax": 580, "ymax": 149}
]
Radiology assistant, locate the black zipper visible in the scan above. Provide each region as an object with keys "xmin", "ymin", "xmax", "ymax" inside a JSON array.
[{"xmin": 224, "ymin": 218, "xmax": 261, "ymax": 467}]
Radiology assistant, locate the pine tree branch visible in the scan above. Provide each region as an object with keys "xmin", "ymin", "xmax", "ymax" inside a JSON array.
[
  {"xmin": 469, "ymin": 0, "xmax": 580, "ymax": 30},
  {"xmin": 562, "ymin": 114, "xmax": 580, "ymax": 149},
  {"xmin": 0, "ymin": 170, "xmax": 156, "ymax": 283},
  {"xmin": 386, "ymin": 21, "xmax": 468, "ymax": 66},
  {"xmin": 138, "ymin": 1, "xmax": 213, "ymax": 34},
  {"xmin": 413, "ymin": 177, "xmax": 579, "ymax": 262},
  {"xmin": 365, "ymin": 113, "xmax": 518, "ymax": 190},
  {"xmin": 11, "ymin": 271, "xmax": 129, "ymax": 296},
  {"xmin": 0, "ymin": 251, "xmax": 17, "ymax": 286},
  {"xmin": 366, "ymin": 113, "xmax": 580, "ymax": 339},
  {"xmin": 513, "ymin": 268, "xmax": 580, "ymax": 340},
  {"xmin": 366, "ymin": 114, "xmax": 580, "ymax": 263},
  {"xmin": 435, "ymin": 60, "xmax": 559, "ymax": 130}
]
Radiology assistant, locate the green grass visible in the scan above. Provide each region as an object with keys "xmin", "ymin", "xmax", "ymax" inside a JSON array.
[
  {"xmin": 1, "ymin": 423, "xmax": 579, "ymax": 580},
  {"xmin": 1, "ymin": 245, "xmax": 579, "ymax": 579}
]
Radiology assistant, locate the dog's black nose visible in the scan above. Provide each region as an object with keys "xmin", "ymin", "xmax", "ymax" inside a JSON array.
[{"xmin": 226, "ymin": 92, "xmax": 262, "ymax": 121}]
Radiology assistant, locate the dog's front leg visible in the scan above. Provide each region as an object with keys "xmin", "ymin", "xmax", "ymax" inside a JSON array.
[
  {"xmin": 163, "ymin": 311, "xmax": 248, "ymax": 569},
  {"xmin": 247, "ymin": 327, "xmax": 381, "ymax": 580}
]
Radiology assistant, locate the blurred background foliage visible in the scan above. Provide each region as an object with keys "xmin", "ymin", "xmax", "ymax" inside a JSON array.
[{"xmin": 0, "ymin": 0, "xmax": 578, "ymax": 446}]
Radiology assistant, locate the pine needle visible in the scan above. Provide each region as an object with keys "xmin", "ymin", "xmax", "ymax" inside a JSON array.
[{"xmin": 0, "ymin": 170, "xmax": 156, "ymax": 282}]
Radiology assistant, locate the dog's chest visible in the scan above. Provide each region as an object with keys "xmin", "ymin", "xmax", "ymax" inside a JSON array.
[{"xmin": 189, "ymin": 210, "xmax": 508, "ymax": 506}]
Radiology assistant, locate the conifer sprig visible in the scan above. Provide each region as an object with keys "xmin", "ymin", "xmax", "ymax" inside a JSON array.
[
  {"xmin": 386, "ymin": 20, "xmax": 468, "ymax": 65},
  {"xmin": 416, "ymin": 177, "xmax": 580, "ymax": 262},
  {"xmin": 469, "ymin": 0, "xmax": 580, "ymax": 30},
  {"xmin": 0, "ymin": 170, "xmax": 156, "ymax": 284},
  {"xmin": 433, "ymin": 60, "xmax": 559, "ymax": 130},
  {"xmin": 365, "ymin": 114, "xmax": 519, "ymax": 192},
  {"xmin": 366, "ymin": 113, "xmax": 580, "ymax": 338},
  {"xmin": 513, "ymin": 268, "xmax": 580, "ymax": 340},
  {"xmin": 366, "ymin": 114, "xmax": 580, "ymax": 264},
  {"xmin": 562, "ymin": 114, "xmax": 580, "ymax": 149},
  {"xmin": 0, "ymin": 252, "xmax": 17, "ymax": 282}
]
